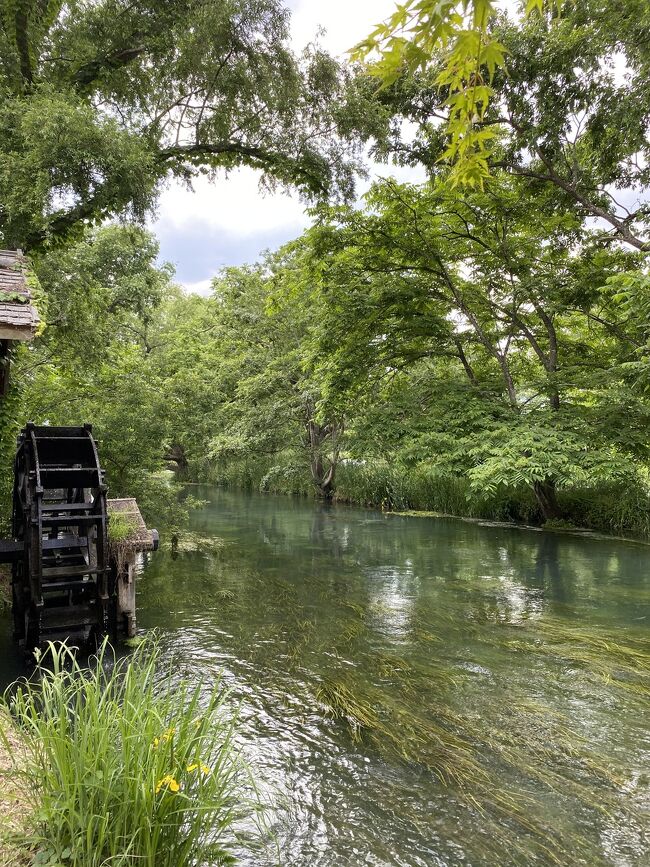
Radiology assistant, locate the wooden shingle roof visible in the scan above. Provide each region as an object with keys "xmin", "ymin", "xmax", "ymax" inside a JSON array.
[{"xmin": 0, "ymin": 250, "xmax": 39, "ymax": 341}]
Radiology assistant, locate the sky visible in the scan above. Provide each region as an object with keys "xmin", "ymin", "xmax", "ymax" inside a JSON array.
[
  {"xmin": 149, "ymin": 2, "xmax": 642, "ymax": 294},
  {"xmin": 149, "ymin": 0, "xmax": 418, "ymax": 295}
]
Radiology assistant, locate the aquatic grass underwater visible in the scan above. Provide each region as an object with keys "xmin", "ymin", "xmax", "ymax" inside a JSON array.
[
  {"xmin": 300, "ymin": 586, "xmax": 649, "ymax": 864},
  {"xmin": 153, "ymin": 573, "xmax": 649, "ymax": 863},
  {"xmin": 135, "ymin": 490, "xmax": 650, "ymax": 865},
  {"xmin": 2, "ymin": 640, "xmax": 263, "ymax": 867}
]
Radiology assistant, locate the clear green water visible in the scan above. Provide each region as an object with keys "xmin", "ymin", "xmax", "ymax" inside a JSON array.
[{"xmin": 2, "ymin": 486, "xmax": 649, "ymax": 865}]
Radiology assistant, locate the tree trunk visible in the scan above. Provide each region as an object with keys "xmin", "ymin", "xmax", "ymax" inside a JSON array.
[
  {"xmin": 316, "ymin": 473, "xmax": 335, "ymax": 500},
  {"xmin": 533, "ymin": 478, "xmax": 562, "ymax": 522},
  {"xmin": 316, "ymin": 452, "xmax": 338, "ymax": 499},
  {"xmin": 306, "ymin": 417, "xmax": 340, "ymax": 499},
  {"xmin": 164, "ymin": 443, "xmax": 188, "ymax": 471}
]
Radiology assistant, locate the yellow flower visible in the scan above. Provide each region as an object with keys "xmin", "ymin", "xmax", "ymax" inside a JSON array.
[
  {"xmin": 155, "ymin": 774, "xmax": 180, "ymax": 794},
  {"xmin": 153, "ymin": 727, "xmax": 175, "ymax": 749},
  {"xmin": 186, "ymin": 762, "xmax": 211, "ymax": 775}
]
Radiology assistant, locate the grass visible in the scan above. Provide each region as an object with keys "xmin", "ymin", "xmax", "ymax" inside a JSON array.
[
  {"xmin": 2, "ymin": 639, "xmax": 262, "ymax": 867},
  {"xmin": 107, "ymin": 513, "xmax": 139, "ymax": 544},
  {"xmin": 107, "ymin": 513, "xmax": 140, "ymax": 572},
  {"xmin": 205, "ymin": 456, "xmax": 650, "ymax": 537},
  {"xmin": 305, "ymin": 623, "xmax": 646, "ymax": 865}
]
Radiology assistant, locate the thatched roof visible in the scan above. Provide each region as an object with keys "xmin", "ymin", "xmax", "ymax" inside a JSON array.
[
  {"xmin": 108, "ymin": 498, "xmax": 158, "ymax": 553},
  {"xmin": 0, "ymin": 250, "xmax": 39, "ymax": 341}
]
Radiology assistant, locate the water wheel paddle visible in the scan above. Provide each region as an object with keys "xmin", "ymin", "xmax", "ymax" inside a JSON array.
[{"xmin": 2, "ymin": 423, "xmax": 113, "ymax": 651}]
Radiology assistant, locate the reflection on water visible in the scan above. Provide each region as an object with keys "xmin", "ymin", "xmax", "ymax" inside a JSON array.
[{"xmin": 1, "ymin": 487, "xmax": 649, "ymax": 865}]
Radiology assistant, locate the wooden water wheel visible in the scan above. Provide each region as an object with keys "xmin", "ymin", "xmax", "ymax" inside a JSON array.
[{"xmin": 5, "ymin": 423, "xmax": 114, "ymax": 651}]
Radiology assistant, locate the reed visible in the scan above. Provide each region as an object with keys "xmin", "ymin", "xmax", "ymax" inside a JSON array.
[
  {"xmin": 3, "ymin": 640, "xmax": 260, "ymax": 867},
  {"xmin": 208, "ymin": 456, "xmax": 650, "ymax": 537}
]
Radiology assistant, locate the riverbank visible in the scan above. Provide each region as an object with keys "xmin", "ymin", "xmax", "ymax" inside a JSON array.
[
  {"xmin": 385, "ymin": 509, "xmax": 650, "ymax": 546},
  {"xmin": 202, "ymin": 460, "xmax": 650, "ymax": 539},
  {"xmin": 0, "ymin": 710, "xmax": 31, "ymax": 866}
]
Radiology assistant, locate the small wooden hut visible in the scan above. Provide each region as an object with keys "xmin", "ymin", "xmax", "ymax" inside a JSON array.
[
  {"xmin": 107, "ymin": 498, "xmax": 159, "ymax": 637},
  {"xmin": 0, "ymin": 250, "xmax": 40, "ymax": 396}
]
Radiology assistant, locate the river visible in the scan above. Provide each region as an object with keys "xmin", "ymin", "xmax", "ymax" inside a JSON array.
[{"xmin": 1, "ymin": 486, "xmax": 649, "ymax": 865}]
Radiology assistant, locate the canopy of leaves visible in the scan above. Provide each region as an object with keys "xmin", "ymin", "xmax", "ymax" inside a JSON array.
[
  {"xmin": 2, "ymin": 0, "xmax": 650, "ymax": 537},
  {"xmin": 358, "ymin": 0, "xmax": 650, "ymax": 252},
  {"xmin": 293, "ymin": 173, "xmax": 649, "ymax": 516},
  {"xmin": 352, "ymin": 1, "xmax": 563, "ymax": 186},
  {"xmin": 0, "ymin": 0, "xmax": 364, "ymax": 250}
]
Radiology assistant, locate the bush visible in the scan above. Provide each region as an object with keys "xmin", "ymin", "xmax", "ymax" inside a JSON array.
[
  {"xmin": 3, "ymin": 640, "xmax": 259, "ymax": 867},
  {"xmin": 558, "ymin": 479, "xmax": 650, "ymax": 537},
  {"xmin": 334, "ymin": 461, "xmax": 541, "ymax": 522}
]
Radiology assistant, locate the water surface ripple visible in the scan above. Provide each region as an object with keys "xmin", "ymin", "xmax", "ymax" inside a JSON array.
[{"xmin": 2, "ymin": 487, "xmax": 649, "ymax": 866}]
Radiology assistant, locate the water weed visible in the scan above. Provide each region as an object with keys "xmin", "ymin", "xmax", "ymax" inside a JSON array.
[{"xmin": 137, "ymin": 490, "xmax": 650, "ymax": 864}]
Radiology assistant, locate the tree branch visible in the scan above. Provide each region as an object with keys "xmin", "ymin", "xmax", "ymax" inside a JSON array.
[{"xmin": 73, "ymin": 45, "xmax": 147, "ymax": 88}]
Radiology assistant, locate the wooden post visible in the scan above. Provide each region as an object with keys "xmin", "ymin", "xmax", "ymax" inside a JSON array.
[
  {"xmin": 116, "ymin": 554, "xmax": 138, "ymax": 638},
  {"xmin": 107, "ymin": 498, "xmax": 158, "ymax": 639}
]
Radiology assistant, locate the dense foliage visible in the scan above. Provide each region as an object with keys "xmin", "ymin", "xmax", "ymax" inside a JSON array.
[
  {"xmin": 1, "ymin": 0, "xmax": 649, "ymax": 537},
  {"xmin": 366, "ymin": 0, "xmax": 650, "ymax": 251},
  {"xmin": 352, "ymin": 0, "xmax": 559, "ymax": 186},
  {"xmin": 0, "ymin": 0, "xmax": 367, "ymax": 251}
]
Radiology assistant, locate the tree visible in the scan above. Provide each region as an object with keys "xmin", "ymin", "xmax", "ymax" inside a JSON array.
[
  {"xmin": 14, "ymin": 225, "xmax": 181, "ymax": 523},
  {"xmin": 32, "ymin": 224, "xmax": 174, "ymax": 363},
  {"xmin": 0, "ymin": 0, "xmax": 362, "ymax": 250},
  {"xmin": 300, "ymin": 175, "xmax": 648, "ymax": 519},
  {"xmin": 180, "ymin": 258, "xmax": 344, "ymax": 498},
  {"xmin": 356, "ymin": 1, "xmax": 650, "ymax": 251},
  {"xmin": 145, "ymin": 251, "xmax": 345, "ymax": 498},
  {"xmin": 352, "ymin": 0, "xmax": 563, "ymax": 187}
]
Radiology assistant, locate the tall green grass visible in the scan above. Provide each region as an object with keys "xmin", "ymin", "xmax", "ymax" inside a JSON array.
[
  {"xmin": 206, "ymin": 455, "xmax": 313, "ymax": 497},
  {"xmin": 335, "ymin": 461, "xmax": 541, "ymax": 522},
  {"xmin": 3, "ymin": 640, "xmax": 258, "ymax": 867},
  {"xmin": 559, "ymin": 479, "xmax": 650, "ymax": 537}
]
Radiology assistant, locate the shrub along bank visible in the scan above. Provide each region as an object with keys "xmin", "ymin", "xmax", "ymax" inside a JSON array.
[
  {"xmin": 1, "ymin": 640, "xmax": 262, "ymax": 867},
  {"xmin": 203, "ymin": 459, "xmax": 650, "ymax": 539}
]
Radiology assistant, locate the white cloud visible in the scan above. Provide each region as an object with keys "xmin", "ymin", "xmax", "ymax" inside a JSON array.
[
  {"xmin": 155, "ymin": 171, "xmax": 310, "ymax": 235},
  {"xmin": 288, "ymin": 0, "xmax": 398, "ymax": 58},
  {"xmin": 182, "ymin": 278, "xmax": 214, "ymax": 297}
]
